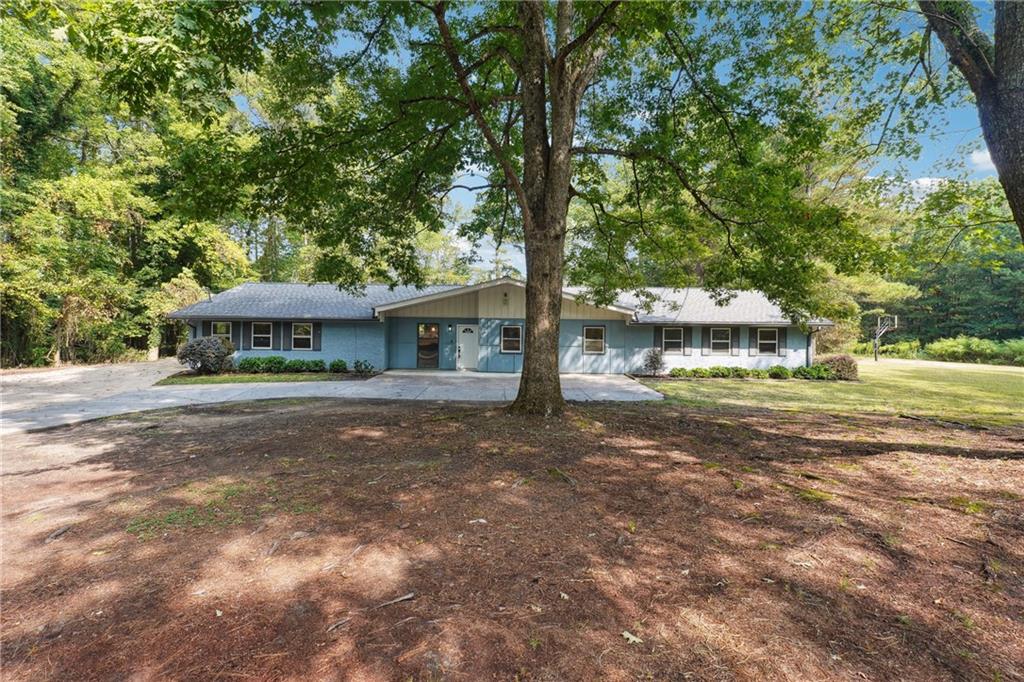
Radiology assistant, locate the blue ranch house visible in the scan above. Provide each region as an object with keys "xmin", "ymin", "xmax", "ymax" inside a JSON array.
[{"xmin": 168, "ymin": 277, "xmax": 831, "ymax": 373}]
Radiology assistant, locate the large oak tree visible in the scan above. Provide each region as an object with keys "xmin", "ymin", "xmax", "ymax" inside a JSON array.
[{"xmin": 65, "ymin": 1, "xmax": 909, "ymax": 414}]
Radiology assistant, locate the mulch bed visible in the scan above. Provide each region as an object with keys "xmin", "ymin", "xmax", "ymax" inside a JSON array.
[{"xmin": 2, "ymin": 400, "xmax": 1022, "ymax": 680}]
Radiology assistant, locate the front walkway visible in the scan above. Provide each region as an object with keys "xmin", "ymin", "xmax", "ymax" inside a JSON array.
[{"xmin": 1, "ymin": 367, "xmax": 662, "ymax": 434}]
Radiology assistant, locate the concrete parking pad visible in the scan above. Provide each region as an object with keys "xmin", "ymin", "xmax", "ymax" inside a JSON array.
[{"xmin": 1, "ymin": 365, "xmax": 662, "ymax": 434}]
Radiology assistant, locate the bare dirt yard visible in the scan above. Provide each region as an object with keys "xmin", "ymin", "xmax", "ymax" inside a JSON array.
[{"xmin": 2, "ymin": 399, "xmax": 1022, "ymax": 680}]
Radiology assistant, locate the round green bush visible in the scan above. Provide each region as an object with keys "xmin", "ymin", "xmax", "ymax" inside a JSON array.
[
  {"xmin": 329, "ymin": 359, "xmax": 348, "ymax": 373},
  {"xmin": 263, "ymin": 356, "xmax": 288, "ymax": 373},
  {"xmin": 749, "ymin": 368, "xmax": 770, "ymax": 379},
  {"xmin": 668, "ymin": 367, "xmax": 689, "ymax": 378},
  {"xmin": 352, "ymin": 359, "xmax": 375, "ymax": 376},
  {"xmin": 768, "ymin": 365, "xmax": 792, "ymax": 379},
  {"xmin": 818, "ymin": 354, "xmax": 858, "ymax": 380},
  {"xmin": 237, "ymin": 357, "xmax": 263, "ymax": 373},
  {"xmin": 689, "ymin": 367, "xmax": 712, "ymax": 378},
  {"xmin": 176, "ymin": 337, "xmax": 234, "ymax": 374}
]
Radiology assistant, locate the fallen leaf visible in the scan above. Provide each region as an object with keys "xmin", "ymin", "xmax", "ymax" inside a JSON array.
[{"xmin": 622, "ymin": 630, "xmax": 643, "ymax": 645}]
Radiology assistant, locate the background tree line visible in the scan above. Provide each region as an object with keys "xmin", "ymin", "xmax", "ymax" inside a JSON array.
[
  {"xmin": 0, "ymin": 15, "xmax": 475, "ymax": 366},
  {"xmin": 2, "ymin": 1, "xmax": 1021, "ymax": 373}
]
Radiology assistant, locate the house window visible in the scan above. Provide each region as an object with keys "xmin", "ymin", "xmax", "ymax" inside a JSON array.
[
  {"xmin": 211, "ymin": 321, "xmax": 232, "ymax": 341},
  {"xmin": 292, "ymin": 322, "xmax": 313, "ymax": 350},
  {"xmin": 251, "ymin": 322, "xmax": 272, "ymax": 349},
  {"xmin": 710, "ymin": 327, "xmax": 731, "ymax": 354},
  {"xmin": 583, "ymin": 326, "xmax": 606, "ymax": 355},
  {"xmin": 757, "ymin": 328, "xmax": 778, "ymax": 355},
  {"xmin": 662, "ymin": 327, "xmax": 684, "ymax": 353},
  {"xmin": 501, "ymin": 325, "xmax": 522, "ymax": 353}
]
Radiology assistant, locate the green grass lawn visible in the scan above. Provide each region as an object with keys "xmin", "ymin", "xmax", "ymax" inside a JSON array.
[
  {"xmin": 156, "ymin": 372, "xmax": 357, "ymax": 385},
  {"xmin": 647, "ymin": 359, "xmax": 1024, "ymax": 426}
]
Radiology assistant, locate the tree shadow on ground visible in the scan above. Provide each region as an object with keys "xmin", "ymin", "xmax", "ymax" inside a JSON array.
[{"xmin": 1, "ymin": 399, "xmax": 1022, "ymax": 679}]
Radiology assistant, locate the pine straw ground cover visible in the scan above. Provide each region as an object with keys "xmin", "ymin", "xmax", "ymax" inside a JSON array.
[{"xmin": 2, "ymin": 400, "xmax": 1022, "ymax": 680}]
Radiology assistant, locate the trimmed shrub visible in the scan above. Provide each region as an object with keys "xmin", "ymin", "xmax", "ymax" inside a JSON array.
[
  {"xmin": 262, "ymin": 356, "xmax": 288, "ymax": 373},
  {"xmin": 237, "ymin": 357, "xmax": 264, "ymax": 373},
  {"xmin": 728, "ymin": 366, "xmax": 749, "ymax": 378},
  {"xmin": 642, "ymin": 348, "xmax": 666, "ymax": 376},
  {"xmin": 794, "ymin": 364, "xmax": 835, "ymax": 380},
  {"xmin": 749, "ymin": 368, "xmax": 770, "ymax": 379},
  {"xmin": 284, "ymin": 358, "xmax": 308, "ymax": 372},
  {"xmin": 768, "ymin": 365, "xmax": 792, "ymax": 379},
  {"xmin": 353, "ymin": 359, "xmax": 375, "ymax": 376},
  {"xmin": 329, "ymin": 359, "xmax": 348, "ymax": 373},
  {"xmin": 176, "ymin": 337, "xmax": 234, "ymax": 374},
  {"xmin": 706, "ymin": 365, "xmax": 732, "ymax": 378},
  {"xmin": 818, "ymin": 354, "xmax": 858, "ymax": 381},
  {"xmin": 668, "ymin": 367, "xmax": 689, "ymax": 378},
  {"xmin": 688, "ymin": 367, "xmax": 712, "ymax": 378},
  {"xmin": 281, "ymin": 358, "xmax": 327, "ymax": 372}
]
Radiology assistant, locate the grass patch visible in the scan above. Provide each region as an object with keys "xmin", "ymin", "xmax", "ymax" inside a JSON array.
[
  {"xmin": 647, "ymin": 360, "xmax": 1024, "ymax": 426},
  {"xmin": 792, "ymin": 486, "xmax": 835, "ymax": 503},
  {"xmin": 949, "ymin": 496, "xmax": 989, "ymax": 514},
  {"xmin": 156, "ymin": 372, "xmax": 356, "ymax": 385},
  {"xmin": 126, "ymin": 480, "xmax": 316, "ymax": 539}
]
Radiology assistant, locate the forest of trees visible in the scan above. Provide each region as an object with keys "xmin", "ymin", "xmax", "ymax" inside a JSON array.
[
  {"xmin": 0, "ymin": 14, "xmax": 477, "ymax": 366},
  {"xmin": 2, "ymin": 2, "xmax": 1021, "ymax": 371}
]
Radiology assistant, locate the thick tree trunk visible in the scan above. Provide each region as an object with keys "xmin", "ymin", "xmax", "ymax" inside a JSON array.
[
  {"xmin": 986, "ymin": 1, "xmax": 1024, "ymax": 241},
  {"xmin": 435, "ymin": 0, "xmax": 614, "ymax": 416},
  {"xmin": 921, "ymin": 0, "xmax": 1024, "ymax": 242},
  {"xmin": 510, "ymin": 225, "xmax": 568, "ymax": 416},
  {"xmin": 978, "ymin": 86, "xmax": 1024, "ymax": 242}
]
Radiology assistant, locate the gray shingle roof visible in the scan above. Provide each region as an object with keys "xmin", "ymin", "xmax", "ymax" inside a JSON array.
[
  {"xmin": 168, "ymin": 282, "xmax": 462, "ymax": 320},
  {"xmin": 600, "ymin": 288, "xmax": 831, "ymax": 326},
  {"xmin": 170, "ymin": 280, "xmax": 831, "ymax": 326}
]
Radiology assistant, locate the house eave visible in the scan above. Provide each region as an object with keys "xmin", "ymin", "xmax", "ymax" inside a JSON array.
[
  {"xmin": 166, "ymin": 313, "xmax": 379, "ymax": 322},
  {"xmin": 372, "ymin": 277, "xmax": 636, "ymax": 317}
]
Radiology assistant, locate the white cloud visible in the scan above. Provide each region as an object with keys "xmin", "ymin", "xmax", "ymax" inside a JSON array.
[
  {"xmin": 969, "ymin": 149, "xmax": 996, "ymax": 173},
  {"xmin": 907, "ymin": 177, "xmax": 947, "ymax": 201}
]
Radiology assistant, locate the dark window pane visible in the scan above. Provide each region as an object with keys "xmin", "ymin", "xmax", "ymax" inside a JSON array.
[{"xmin": 417, "ymin": 323, "xmax": 439, "ymax": 368}]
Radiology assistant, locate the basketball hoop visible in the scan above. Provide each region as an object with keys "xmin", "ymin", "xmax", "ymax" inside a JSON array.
[{"xmin": 873, "ymin": 315, "xmax": 898, "ymax": 361}]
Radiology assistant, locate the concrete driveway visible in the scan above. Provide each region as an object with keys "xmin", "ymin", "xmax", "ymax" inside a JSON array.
[{"xmin": 1, "ymin": 363, "xmax": 662, "ymax": 434}]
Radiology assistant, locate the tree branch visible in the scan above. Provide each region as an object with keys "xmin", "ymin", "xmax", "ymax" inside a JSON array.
[
  {"xmin": 556, "ymin": 1, "xmax": 622, "ymax": 65},
  {"xmin": 571, "ymin": 146, "xmax": 760, "ymax": 227},
  {"xmin": 917, "ymin": 0, "xmax": 996, "ymax": 99},
  {"xmin": 432, "ymin": 1, "xmax": 532, "ymax": 227}
]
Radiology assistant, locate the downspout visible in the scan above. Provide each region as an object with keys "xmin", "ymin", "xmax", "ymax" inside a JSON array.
[{"xmin": 806, "ymin": 327, "xmax": 818, "ymax": 367}]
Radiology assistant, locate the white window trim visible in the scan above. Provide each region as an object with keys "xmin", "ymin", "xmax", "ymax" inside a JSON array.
[
  {"xmin": 662, "ymin": 327, "xmax": 685, "ymax": 354},
  {"xmin": 757, "ymin": 327, "xmax": 778, "ymax": 355},
  {"xmin": 251, "ymin": 322, "xmax": 273, "ymax": 349},
  {"xmin": 500, "ymin": 325, "xmax": 522, "ymax": 354},
  {"xmin": 710, "ymin": 327, "xmax": 731, "ymax": 354},
  {"xmin": 291, "ymin": 322, "xmax": 313, "ymax": 351},
  {"xmin": 211, "ymin": 321, "xmax": 232, "ymax": 340},
  {"xmin": 582, "ymin": 326, "xmax": 606, "ymax": 355}
]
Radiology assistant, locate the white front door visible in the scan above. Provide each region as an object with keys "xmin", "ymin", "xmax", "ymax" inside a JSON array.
[{"xmin": 456, "ymin": 324, "xmax": 479, "ymax": 370}]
